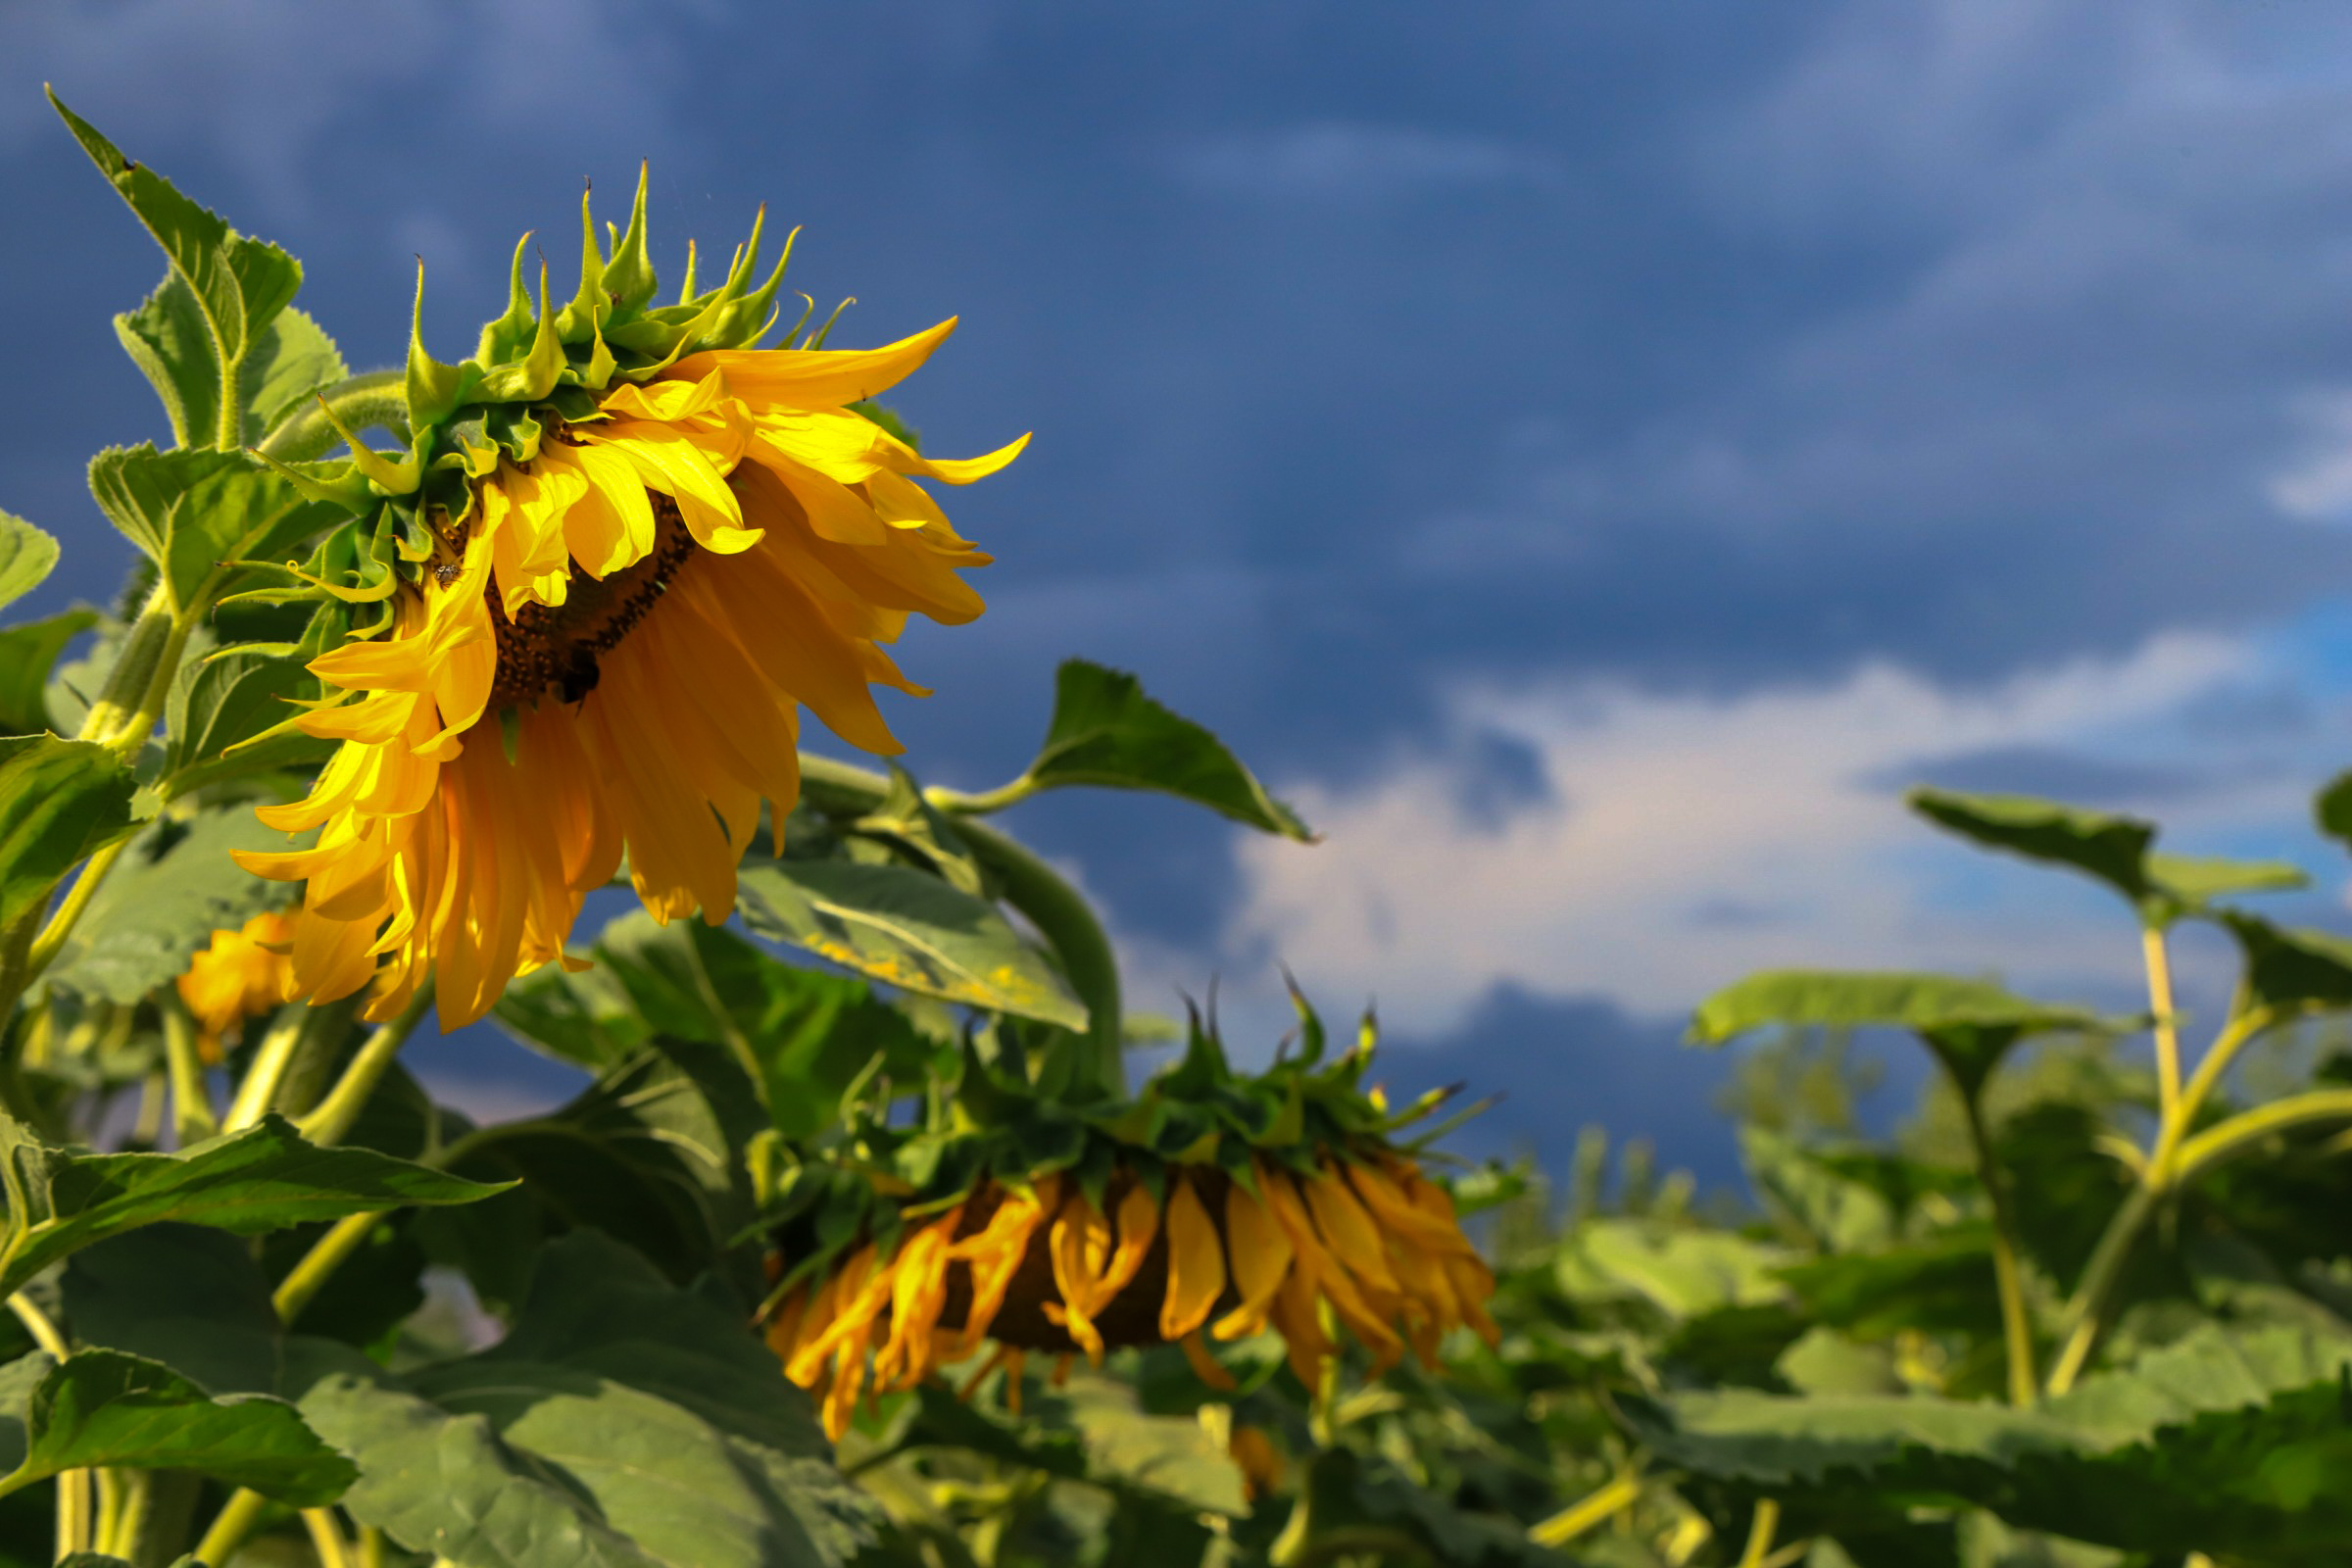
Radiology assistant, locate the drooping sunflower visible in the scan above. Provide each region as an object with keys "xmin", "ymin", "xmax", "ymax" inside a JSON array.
[
  {"xmin": 232, "ymin": 175, "xmax": 1022, "ymax": 1029},
  {"xmin": 175, "ymin": 911, "xmax": 301, "ymax": 1062},
  {"xmin": 760, "ymin": 1001, "xmax": 1498, "ymax": 1441}
]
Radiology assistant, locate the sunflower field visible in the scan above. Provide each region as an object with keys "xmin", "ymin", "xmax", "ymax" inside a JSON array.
[{"xmin": 3, "ymin": 92, "xmax": 2352, "ymax": 1568}]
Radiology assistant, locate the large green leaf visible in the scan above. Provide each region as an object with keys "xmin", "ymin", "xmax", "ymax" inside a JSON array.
[
  {"xmin": 41, "ymin": 809, "xmax": 295, "ymax": 1005},
  {"xmin": 0, "ymin": 1349, "xmax": 351, "ymax": 1504},
  {"xmin": 164, "ymin": 643, "xmax": 333, "ymax": 782},
  {"xmin": 1741, "ymin": 1129, "xmax": 1897, "ymax": 1254},
  {"xmin": 424, "ymin": 1039, "xmax": 763, "ymax": 1303},
  {"xmin": 1554, "ymin": 1219, "xmax": 1795, "ymax": 1319},
  {"xmin": 87, "ymin": 446, "xmax": 338, "ymax": 612},
  {"xmin": 1690, "ymin": 970, "xmax": 2114, "ymax": 1098},
  {"xmin": 578, "ymin": 913, "xmax": 941, "ymax": 1137},
  {"xmin": 1016, "ymin": 661, "xmax": 1310, "ymax": 839},
  {"xmin": 294, "ymin": 1231, "xmax": 874, "ymax": 1568},
  {"xmin": 0, "ymin": 609, "xmax": 98, "ymax": 735},
  {"xmin": 0, "ymin": 736, "xmax": 137, "ymax": 931},
  {"xmin": 736, "ymin": 858, "xmax": 1086, "ymax": 1029},
  {"xmin": 0, "ymin": 1113, "xmax": 507, "ymax": 1298},
  {"xmin": 64, "ymin": 1225, "xmax": 283, "ymax": 1397},
  {"xmin": 1623, "ymin": 1322, "xmax": 2352, "ymax": 1564},
  {"xmin": 0, "ymin": 513, "xmax": 58, "ymax": 615},
  {"xmin": 2223, "ymin": 912, "xmax": 2352, "ymax": 1014},
  {"xmin": 1778, "ymin": 1225, "xmax": 2007, "ymax": 1342},
  {"xmin": 493, "ymin": 960, "xmax": 654, "ymax": 1074},
  {"xmin": 51, "ymin": 93, "xmax": 301, "ymax": 433},
  {"xmin": 112, "ymin": 276, "xmax": 334, "ymax": 452}
]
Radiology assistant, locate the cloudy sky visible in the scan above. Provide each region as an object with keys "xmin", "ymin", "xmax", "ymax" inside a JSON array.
[{"xmin": 11, "ymin": 1, "xmax": 2352, "ymax": 1186}]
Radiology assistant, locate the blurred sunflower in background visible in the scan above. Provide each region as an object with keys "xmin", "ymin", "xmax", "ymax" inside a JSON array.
[
  {"xmin": 234, "ymin": 176, "xmax": 1023, "ymax": 1029},
  {"xmin": 175, "ymin": 910, "xmax": 300, "ymax": 1062}
]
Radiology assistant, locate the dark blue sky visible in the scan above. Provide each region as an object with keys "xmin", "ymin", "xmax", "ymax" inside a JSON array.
[{"xmin": 13, "ymin": 3, "xmax": 2352, "ymax": 1186}]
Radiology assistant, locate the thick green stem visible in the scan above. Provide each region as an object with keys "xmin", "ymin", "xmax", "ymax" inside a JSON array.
[
  {"xmin": 192, "ymin": 1486, "xmax": 270, "ymax": 1568},
  {"xmin": 74, "ymin": 586, "xmax": 174, "ymax": 747},
  {"xmin": 273, "ymin": 1210, "xmax": 381, "ymax": 1323},
  {"xmin": 799, "ymin": 756, "xmax": 1125, "ymax": 1098},
  {"xmin": 1958, "ymin": 1089, "xmax": 2038, "ymax": 1405},
  {"xmin": 159, "ymin": 997, "xmax": 217, "ymax": 1148},
  {"xmin": 2046, "ymin": 1181, "xmax": 2156, "ymax": 1396},
  {"xmin": 1737, "ymin": 1499, "xmax": 1782, "ymax": 1568},
  {"xmin": 2173, "ymin": 1089, "xmax": 2352, "ymax": 1185},
  {"xmin": 221, "ymin": 1008, "xmax": 310, "ymax": 1133},
  {"xmin": 1529, "ymin": 1472, "xmax": 1642, "ymax": 1548},
  {"xmin": 2143, "ymin": 926, "xmax": 2181, "ymax": 1125},
  {"xmin": 257, "ymin": 371, "xmax": 411, "ymax": 463},
  {"xmin": 295, "ymin": 990, "xmax": 431, "ymax": 1149}
]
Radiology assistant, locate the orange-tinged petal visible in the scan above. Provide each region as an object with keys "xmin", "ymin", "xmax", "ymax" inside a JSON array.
[
  {"xmin": 1160, "ymin": 1174, "xmax": 1227, "ymax": 1341},
  {"xmin": 1211, "ymin": 1181, "xmax": 1294, "ymax": 1342},
  {"xmin": 1305, "ymin": 1166, "xmax": 1401, "ymax": 1294}
]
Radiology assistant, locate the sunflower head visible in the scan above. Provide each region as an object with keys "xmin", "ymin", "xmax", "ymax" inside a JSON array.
[
  {"xmin": 760, "ymin": 994, "xmax": 1498, "ymax": 1440},
  {"xmin": 175, "ymin": 910, "xmax": 299, "ymax": 1062}
]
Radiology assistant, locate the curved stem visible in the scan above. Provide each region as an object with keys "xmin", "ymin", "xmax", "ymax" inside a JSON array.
[
  {"xmin": 1737, "ymin": 1498, "xmax": 1782, "ymax": 1568},
  {"xmin": 2046, "ymin": 1182, "xmax": 2156, "ymax": 1396},
  {"xmin": 2156, "ymin": 1006, "xmax": 2275, "ymax": 1176},
  {"xmin": 257, "ymin": 371, "xmax": 411, "ymax": 463},
  {"xmin": 193, "ymin": 1486, "xmax": 270, "ymax": 1568},
  {"xmin": 1959, "ymin": 1089, "xmax": 2038, "ymax": 1405},
  {"xmin": 800, "ymin": 756, "xmax": 1124, "ymax": 1097},
  {"xmin": 7, "ymin": 1293, "xmax": 69, "ymax": 1360},
  {"xmin": 301, "ymin": 1507, "xmax": 354, "ymax": 1568},
  {"xmin": 925, "ymin": 775, "xmax": 1040, "ymax": 817},
  {"xmin": 2142, "ymin": 926, "xmax": 2181, "ymax": 1125},
  {"xmin": 2172, "ymin": 1089, "xmax": 2352, "ymax": 1187},
  {"xmin": 221, "ymin": 1008, "xmax": 310, "ymax": 1133},
  {"xmin": 295, "ymin": 989, "xmax": 432, "ymax": 1149}
]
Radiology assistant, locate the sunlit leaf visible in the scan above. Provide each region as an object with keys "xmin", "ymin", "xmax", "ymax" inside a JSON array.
[
  {"xmin": 0, "ymin": 735, "xmax": 137, "ymax": 931},
  {"xmin": 86, "ymin": 445, "xmax": 339, "ymax": 611},
  {"xmin": 0, "ymin": 609, "xmax": 97, "ymax": 735},
  {"xmin": 0, "ymin": 513, "xmax": 59, "ymax": 615}
]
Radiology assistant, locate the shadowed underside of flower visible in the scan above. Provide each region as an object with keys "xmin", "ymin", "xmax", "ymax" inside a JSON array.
[
  {"xmin": 765, "ymin": 1152, "xmax": 1498, "ymax": 1442},
  {"xmin": 232, "ymin": 181, "xmax": 1024, "ymax": 1030}
]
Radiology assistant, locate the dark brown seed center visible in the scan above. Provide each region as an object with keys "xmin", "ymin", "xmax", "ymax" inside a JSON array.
[{"xmin": 486, "ymin": 491, "xmax": 699, "ymax": 710}]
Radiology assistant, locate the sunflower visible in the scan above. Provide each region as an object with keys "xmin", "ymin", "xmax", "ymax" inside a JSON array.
[
  {"xmin": 232, "ymin": 178, "xmax": 1022, "ymax": 1029},
  {"xmin": 175, "ymin": 911, "xmax": 300, "ymax": 1062},
  {"xmin": 765, "ymin": 1151, "xmax": 1496, "ymax": 1441}
]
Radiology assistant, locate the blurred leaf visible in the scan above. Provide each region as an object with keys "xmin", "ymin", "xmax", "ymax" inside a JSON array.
[
  {"xmin": 1047, "ymin": 1376, "xmax": 1249, "ymax": 1516},
  {"xmin": 87, "ymin": 446, "xmax": 338, "ymax": 611},
  {"xmin": 0, "ymin": 514, "xmax": 58, "ymax": 615},
  {"xmin": 1555, "ymin": 1220, "xmax": 1794, "ymax": 1319},
  {"xmin": 1303, "ymin": 1448, "xmax": 1568, "ymax": 1568},
  {"xmin": 0, "ymin": 1349, "xmax": 350, "ymax": 1503},
  {"xmin": 295, "ymin": 1231, "xmax": 873, "ymax": 1568},
  {"xmin": 737, "ymin": 858, "xmax": 1086, "ymax": 1030},
  {"xmin": 0, "ymin": 735, "xmax": 137, "ymax": 930},
  {"xmin": 1018, "ymin": 661, "xmax": 1311, "ymax": 839},
  {"xmin": 2316, "ymin": 770, "xmax": 2352, "ymax": 857},
  {"xmin": 1779, "ymin": 1225, "xmax": 2006, "ymax": 1341},
  {"xmin": 0, "ymin": 609, "xmax": 97, "ymax": 735},
  {"xmin": 1624, "ymin": 1322, "xmax": 2352, "ymax": 1563},
  {"xmin": 2222, "ymin": 912, "xmax": 2352, "ymax": 1014},
  {"xmin": 1742, "ymin": 1129, "xmax": 1897, "ymax": 1253},
  {"xmin": 1907, "ymin": 789, "xmax": 2154, "ymax": 904},
  {"xmin": 0, "ymin": 1112, "xmax": 508, "ymax": 1297},
  {"xmin": 41, "ymin": 809, "xmax": 294, "ymax": 1005},
  {"xmin": 2143, "ymin": 852, "xmax": 2308, "ymax": 907}
]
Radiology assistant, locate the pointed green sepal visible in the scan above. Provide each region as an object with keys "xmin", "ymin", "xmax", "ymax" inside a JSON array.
[
  {"xmin": 244, "ymin": 447, "xmax": 376, "ymax": 514},
  {"xmin": 306, "ymin": 396, "xmax": 421, "ymax": 494},
  {"xmin": 602, "ymin": 163, "xmax": 659, "ymax": 315},
  {"xmin": 474, "ymin": 233, "xmax": 539, "ymax": 365},
  {"xmin": 405, "ymin": 261, "xmax": 472, "ymax": 431}
]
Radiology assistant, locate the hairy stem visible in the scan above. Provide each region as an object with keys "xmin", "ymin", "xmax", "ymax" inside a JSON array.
[{"xmin": 256, "ymin": 371, "xmax": 410, "ymax": 463}]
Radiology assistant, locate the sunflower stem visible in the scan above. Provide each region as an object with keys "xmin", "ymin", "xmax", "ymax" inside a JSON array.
[
  {"xmin": 295, "ymin": 989, "xmax": 432, "ymax": 1149},
  {"xmin": 192, "ymin": 1486, "xmax": 270, "ymax": 1568},
  {"xmin": 1957, "ymin": 1086, "xmax": 2037, "ymax": 1405},
  {"xmin": 159, "ymin": 995, "xmax": 218, "ymax": 1148},
  {"xmin": 257, "ymin": 370, "xmax": 411, "ymax": 463},
  {"xmin": 273, "ymin": 1210, "xmax": 382, "ymax": 1323}
]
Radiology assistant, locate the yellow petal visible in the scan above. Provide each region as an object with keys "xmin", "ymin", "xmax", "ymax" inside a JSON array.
[
  {"xmin": 1159, "ymin": 1174, "xmax": 1227, "ymax": 1341},
  {"xmin": 667, "ymin": 318, "xmax": 959, "ymax": 408}
]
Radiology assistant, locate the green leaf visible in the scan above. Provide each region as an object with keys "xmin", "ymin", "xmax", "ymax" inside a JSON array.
[
  {"xmin": 239, "ymin": 307, "xmax": 349, "ymax": 446},
  {"xmin": 0, "ymin": 1112, "xmax": 508, "ymax": 1298},
  {"xmin": 1623, "ymin": 1322, "xmax": 2352, "ymax": 1562},
  {"xmin": 164, "ymin": 644, "xmax": 331, "ymax": 781},
  {"xmin": 64, "ymin": 1225, "xmax": 283, "ymax": 1397},
  {"xmin": 1741, "ymin": 1128, "xmax": 1896, "ymax": 1253},
  {"xmin": 2317, "ymin": 770, "xmax": 2352, "ymax": 857},
  {"xmin": 736, "ymin": 858, "xmax": 1087, "ymax": 1029},
  {"xmin": 41, "ymin": 809, "xmax": 294, "ymax": 1005},
  {"xmin": 1778, "ymin": 1225, "xmax": 2007, "ymax": 1341},
  {"xmin": 1045, "ymin": 1376, "xmax": 1249, "ymax": 1517},
  {"xmin": 493, "ymin": 959, "xmax": 654, "ymax": 1073},
  {"xmin": 427, "ymin": 1040, "xmax": 762, "ymax": 1302},
  {"xmin": 0, "ymin": 736, "xmax": 137, "ymax": 931},
  {"xmin": 2221, "ymin": 912, "xmax": 2352, "ymax": 1014},
  {"xmin": 2143, "ymin": 852, "xmax": 2309, "ymax": 907},
  {"xmin": 87, "ymin": 446, "xmax": 338, "ymax": 612},
  {"xmin": 0, "ymin": 609, "xmax": 97, "ymax": 735},
  {"xmin": 1553, "ymin": 1219, "xmax": 1795, "ymax": 1319},
  {"xmin": 1907, "ymin": 787, "xmax": 2154, "ymax": 902},
  {"xmin": 0, "ymin": 513, "xmax": 58, "ymax": 614},
  {"xmin": 577, "ymin": 913, "xmax": 942, "ymax": 1138},
  {"xmin": 51, "ymin": 93, "xmax": 301, "ymax": 426},
  {"xmin": 1018, "ymin": 661, "xmax": 1311, "ymax": 839},
  {"xmin": 295, "ymin": 1231, "xmax": 874, "ymax": 1568},
  {"xmin": 1690, "ymin": 970, "xmax": 2114, "ymax": 1098},
  {"xmin": 0, "ymin": 1349, "xmax": 351, "ymax": 1504}
]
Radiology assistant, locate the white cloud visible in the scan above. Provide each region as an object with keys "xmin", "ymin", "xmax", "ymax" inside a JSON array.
[
  {"xmin": 1220, "ymin": 634, "xmax": 2278, "ymax": 1036},
  {"xmin": 1168, "ymin": 121, "xmax": 1560, "ymax": 201},
  {"xmin": 2265, "ymin": 390, "xmax": 2352, "ymax": 522}
]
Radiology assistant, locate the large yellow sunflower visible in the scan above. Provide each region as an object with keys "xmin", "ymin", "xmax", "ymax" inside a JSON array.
[{"xmin": 236, "ymin": 306, "xmax": 1021, "ymax": 1029}]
